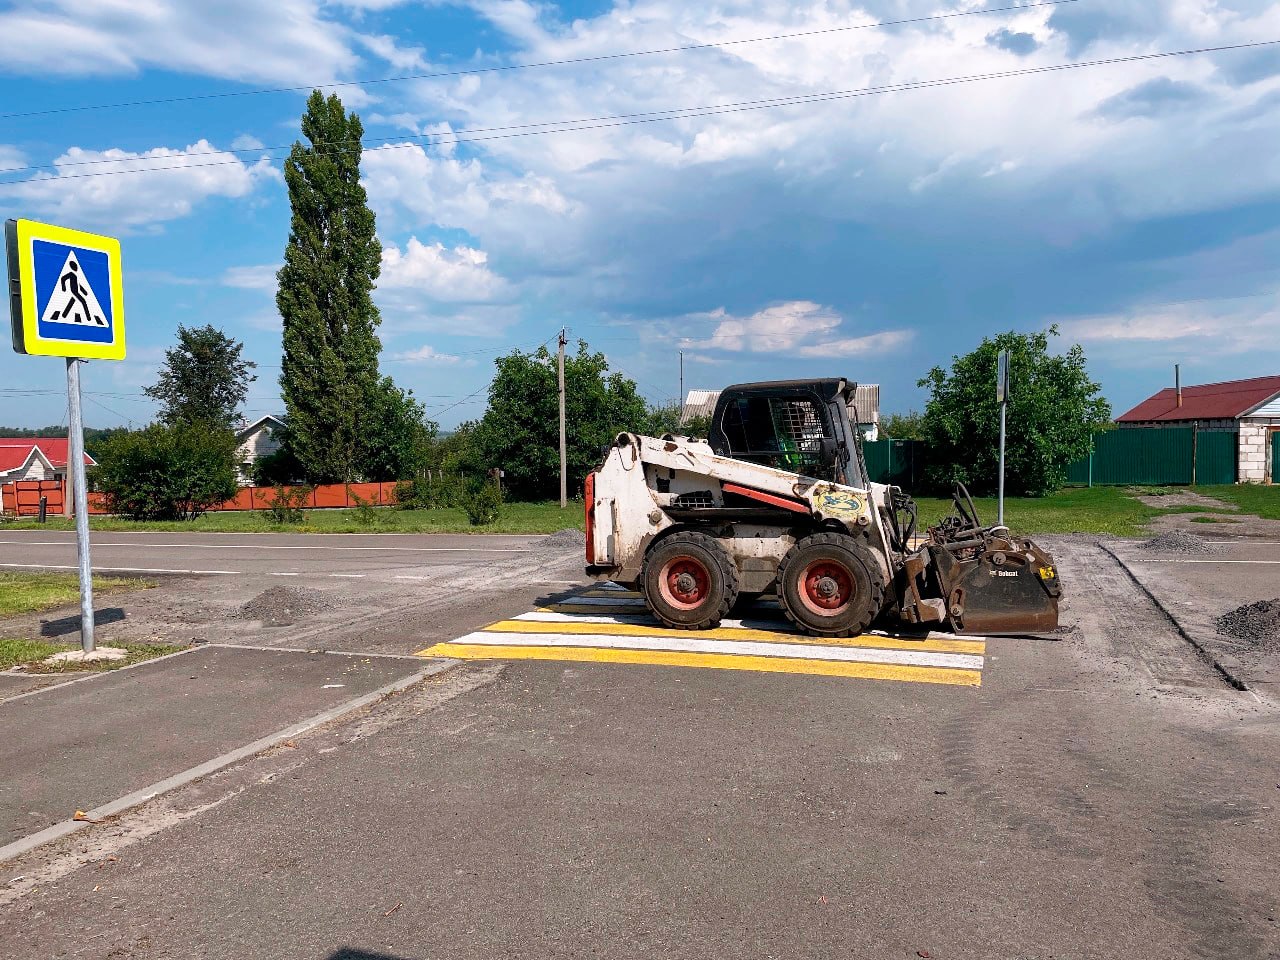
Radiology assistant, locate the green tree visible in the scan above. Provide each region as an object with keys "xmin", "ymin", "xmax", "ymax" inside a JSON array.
[
  {"xmin": 918, "ymin": 326, "xmax": 1110, "ymax": 497},
  {"xmin": 881, "ymin": 410, "xmax": 925, "ymax": 440},
  {"xmin": 144, "ymin": 324, "xmax": 256, "ymax": 429},
  {"xmin": 471, "ymin": 342, "xmax": 648, "ymax": 500},
  {"xmin": 94, "ymin": 425, "xmax": 241, "ymax": 520},
  {"xmin": 277, "ymin": 90, "xmax": 384, "ymax": 483},
  {"xmin": 362, "ymin": 377, "xmax": 438, "ymax": 482}
]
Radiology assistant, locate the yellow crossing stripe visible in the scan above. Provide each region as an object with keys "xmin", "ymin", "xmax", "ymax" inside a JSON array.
[
  {"xmin": 419, "ymin": 642, "xmax": 982, "ymax": 686},
  {"xmin": 482, "ymin": 618, "xmax": 985, "ymax": 655}
]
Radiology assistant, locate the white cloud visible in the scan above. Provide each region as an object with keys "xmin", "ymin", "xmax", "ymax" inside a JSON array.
[
  {"xmin": 222, "ymin": 264, "xmax": 280, "ymax": 291},
  {"xmin": 387, "ymin": 344, "xmax": 470, "ymax": 365},
  {"xmin": 0, "ymin": 145, "xmax": 25, "ymax": 173},
  {"xmin": 230, "ymin": 134, "xmax": 266, "ymax": 151},
  {"xmin": 0, "ymin": 0, "xmax": 359, "ymax": 86},
  {"xmin": 1061, "ymin": 293, "xmax": 1280, "ymax": 356},
  {"xmin": 362, "ymin": 142, "xmax": 573, "ymax": 234},
  {"xmin": 379, "ymin": 237, "xmax": 510, "ymax": 303},
  {"xmin": 0, "ymin": 140, "xmax": 276, "ymax": 230},
  {"xmin": 675, "ymin": 301, "xmax": 912, "ymax": 358}
]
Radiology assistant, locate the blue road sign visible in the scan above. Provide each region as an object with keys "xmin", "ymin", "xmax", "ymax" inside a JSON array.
[{"xmin": 7, "ymin": 219, "xmax": 126, "ymax": 360}]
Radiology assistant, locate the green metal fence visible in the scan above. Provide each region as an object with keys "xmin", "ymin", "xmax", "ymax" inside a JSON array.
[
  {"xmin": 1067, "ymin": 427, "xmax": 1237, "ymax": 486},
  {"xmin": 862, "ymin": 439, "xmax": 927, "ymax": 489}
]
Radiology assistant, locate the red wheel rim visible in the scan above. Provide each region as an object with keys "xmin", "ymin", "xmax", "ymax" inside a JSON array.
[
  {"xmin": 798, "ymin": 560, "xmax": 854, "ymax": 617},
  {"xmin": 657, "ymin": 556, "xmax": 711, "ymax": 611}
]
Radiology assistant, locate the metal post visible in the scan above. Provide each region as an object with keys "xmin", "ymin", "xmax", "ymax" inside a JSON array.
[
  {"xmin": 558, "ymin": 329, "xmax": 567, "ymax": 509},
  {"xmin": 679, "ymin": 351, "xmax": 684, "ymax": 415},
  {"xmin": 66, "ymin": 358, "xmax": 95, "ymax": 653},
  {"xmin": 998, "ymin": 401, "xmax": 1007, "ymax": 527}
]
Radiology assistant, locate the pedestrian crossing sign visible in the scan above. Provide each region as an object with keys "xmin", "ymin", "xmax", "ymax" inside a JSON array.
[{"xmin": 6, "ymin": 218, "xmax": 126, "ymax": 360}]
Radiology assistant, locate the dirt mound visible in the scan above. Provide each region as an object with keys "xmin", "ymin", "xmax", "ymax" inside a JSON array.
[
  {"xmin": 1140, "ymin": 530, "xmax": 1223, "ymax": 556},
  {"xmin": 536, "ymin": 529, "xmax": 586, "ymax": 549},
  {"xmin": 1216, "ymin": 599, "xmax": 1280, "ymax": 653},
  {"xmin": 239, "ymin": 586, "xmax": 334, "ymax": 626}
]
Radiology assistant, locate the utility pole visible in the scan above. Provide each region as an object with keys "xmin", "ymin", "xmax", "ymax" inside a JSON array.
[
  {"xmin": 558, "ymin": 328, "xmax": 567, "ymax": 509},
  {"xmin": 679, "ymin": 351, "xmax": 684, "ymax": 415}
]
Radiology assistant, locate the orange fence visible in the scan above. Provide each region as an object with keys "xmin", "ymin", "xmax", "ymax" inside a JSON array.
[{"xmin": 1, "ymin": 480, "xmax": 402, "ymax": 517}]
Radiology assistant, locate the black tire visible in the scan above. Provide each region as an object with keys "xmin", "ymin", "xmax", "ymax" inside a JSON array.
[
  {"xmin": 777, "ymin": 532, "xmax": 886, "ymax": 637},
  {"xmin": 642, "ymin": 531, "xmax": 740, "ymax": 631}
]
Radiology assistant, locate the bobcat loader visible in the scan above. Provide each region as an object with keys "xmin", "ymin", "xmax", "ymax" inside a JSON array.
[{"xmin": 584, "ymin": 378, "xmax": 1060, "ymax": 637}]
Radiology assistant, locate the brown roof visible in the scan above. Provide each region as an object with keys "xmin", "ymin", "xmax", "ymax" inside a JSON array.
[{"xmin": 1116, "ymin": 375, "xmax": 1280, "ymax": 423}]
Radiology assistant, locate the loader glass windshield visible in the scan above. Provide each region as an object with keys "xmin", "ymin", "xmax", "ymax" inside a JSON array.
[{"xmin": 720, "ymin": 395, "xmax": 833, "ymax": 476}]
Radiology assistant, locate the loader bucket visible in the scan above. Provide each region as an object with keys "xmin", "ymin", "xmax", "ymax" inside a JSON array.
[{"xmin": 927, "ymin": 539, "xmax": 1061, "ymax": 636}]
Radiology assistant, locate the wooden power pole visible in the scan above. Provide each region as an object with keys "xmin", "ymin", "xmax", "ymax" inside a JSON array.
[{"xmin": 558, "ymin": 329, "xmax": 567, "ymax": 508}]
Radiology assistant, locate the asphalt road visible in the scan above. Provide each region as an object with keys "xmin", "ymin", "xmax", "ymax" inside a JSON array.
[
  {"xmin": 0, "ymin": 530, "xmax": 542, "ymax": 579},
  {"xmin": 0, "ymin": 537, "xmax": 1276, "ymax": 959}
]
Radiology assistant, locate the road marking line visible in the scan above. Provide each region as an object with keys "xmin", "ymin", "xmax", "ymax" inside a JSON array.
[
  {"xmin": 525, "ymin": 608, "xmax": 796, "ymax": 630},
  {"xmin": 0, "ymin": 562, "xmax": 238, "ymax": 575},
  {"xmin": 329, "ymin": 573, "xmax": 366, "ymax": 578},
  {"xmin": 419, "ymin": 642, "xmax": 981, "ymax": 686},
  {"xmin": 1128, "ymin": 559, "xmax": 1280, "ymax": 564},
  {"xmin": 270, "ymin": 572, "xmax": 300, "ymax": 577},
  {"xmin": 0, "ymin": 539, "xmax": 530, "ymax": 554},
  {"xmin": 433, "ymin": 630, "xmax": 983, "ymax": 670},
  {"xmin": 394, "ymin": 575, "xmax": 434, "ymax": 581},
  {"xmin": 481, "ymin": 618, "xmax": 985, "ymax": 655}
]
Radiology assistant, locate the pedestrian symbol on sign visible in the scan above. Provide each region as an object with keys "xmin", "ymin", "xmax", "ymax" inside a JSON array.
[{"xmin": 40, "ymin": 250, "xmax": 107, "ymax": 327}]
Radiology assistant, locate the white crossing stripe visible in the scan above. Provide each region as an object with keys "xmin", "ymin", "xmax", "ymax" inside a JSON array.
[{"xmin": 451, "ymin": 630, "xmax": 984, "ymax": 670}]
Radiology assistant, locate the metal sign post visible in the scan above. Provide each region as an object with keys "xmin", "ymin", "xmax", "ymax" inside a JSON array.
[
  {"xmin": 7, "ymin": 218, "xmax": 126, "ymax": 655},
  {"xmin": 65, "ymin": 358, "xmax": 95, "ymax": 652},
  {"xmin": 996, "ymin": 349, "xmax": 1010, "ymax": 528}
]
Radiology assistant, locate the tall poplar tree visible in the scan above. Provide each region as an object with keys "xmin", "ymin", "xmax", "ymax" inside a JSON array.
[{"xmin": 277, "ymin": 90, "xmax": 384, "ymax": 483}]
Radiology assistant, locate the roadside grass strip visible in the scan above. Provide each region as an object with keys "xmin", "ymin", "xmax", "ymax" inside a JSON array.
[{"xmin": 418, "ymin": 586, "xmax": 985, "ymax": 686}]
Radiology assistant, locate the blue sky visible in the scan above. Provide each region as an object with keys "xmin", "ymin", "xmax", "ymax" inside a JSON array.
[{"xmin": 1, "ymin": 0, "xmax": 1278, "ymax": 430}]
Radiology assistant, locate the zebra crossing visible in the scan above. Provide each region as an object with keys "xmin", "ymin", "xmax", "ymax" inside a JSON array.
[{"xmin": 417, "ymin": 584, "xmax": 986, "ymax": 686}]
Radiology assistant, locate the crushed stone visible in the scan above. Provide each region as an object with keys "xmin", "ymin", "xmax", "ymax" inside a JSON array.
[
  {"xmin": 1215, "ymin": 599, "xmax": 1280, "ymax": 654},
  {"xmin": 535, "ymin": 529, "xmax": 587, "ymax": 550},
  {"xmin": 1140, "ymin": 530, "xmax": 1223, "ymax": 556},
  {"xmin": 238, "ymin": 586, "xmax": 335, "ymax": 627}
]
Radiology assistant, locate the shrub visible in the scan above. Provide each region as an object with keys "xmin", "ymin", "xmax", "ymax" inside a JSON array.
[
  {"xmin": 263, "ymin": 485, "xmax": 311, "ymax": 524},
  {"xmin": 349, "ymin": 488, "xmax": 382, "ymax": 527},
  {"xmin": 251, "ymin": 446, "xmax": 305, "ymax": 487},
  {"xmin": 394, "ymin": 474, "xmax": 463, "ymax": 510},
  {"xmin": 461, "ymin": 478, "xmax": 502, "ymax": 526},
  {"xmin": 95, "ymin": 424, "xmax": 241, "ymax": 520}
]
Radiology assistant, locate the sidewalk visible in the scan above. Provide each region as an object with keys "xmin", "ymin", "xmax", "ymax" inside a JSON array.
[{"xmin": 0, "ymin": 645, "xmax": 428, "ymax": 849}]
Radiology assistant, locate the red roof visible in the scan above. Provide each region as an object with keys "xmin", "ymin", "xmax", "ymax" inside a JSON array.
[
  {"xmin": 1117, "ymin": 375, "xmax": 1280, "ymax": 423},
  {"xmin": 0, "ymin": 438, "xmax": 95, "ymax": 474}
]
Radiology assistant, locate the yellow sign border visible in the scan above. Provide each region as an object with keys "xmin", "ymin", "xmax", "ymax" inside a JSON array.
[{"xmin": 10, "ymin": 219, "xmax": 126, "ymax": 361}]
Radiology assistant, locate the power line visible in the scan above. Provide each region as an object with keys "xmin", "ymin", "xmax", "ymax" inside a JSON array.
[
  {"xmin": 3, "ymin": 39, "xmax": 1273, "ymax": 187},
  {"xmin": 0, "ymin": 1, "xmax": 1079, "ymax": 122}
]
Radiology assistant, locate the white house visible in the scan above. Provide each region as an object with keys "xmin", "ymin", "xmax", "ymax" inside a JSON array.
[{"xmin": 235, "ymin": 415, "xmax": 286, "ymax": 483}]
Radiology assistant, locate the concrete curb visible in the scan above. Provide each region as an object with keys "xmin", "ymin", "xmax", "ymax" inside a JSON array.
[
  {"xmin": 1099, "ymin": 543, "xmax": 1248, "ymax": 692},
  {"xmin": 0, "ymin": 657, "xmax": 460, "ymax": 865}
]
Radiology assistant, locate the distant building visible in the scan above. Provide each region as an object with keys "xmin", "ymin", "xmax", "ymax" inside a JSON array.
[
  {"xmin": 681, "ymin": 384, "xmax": 881, "ymax": 440},
  {"xmin": 0, "ymin": 437, "xmax": 95, "ymax": 483},
  {"xmin": 1117, "ymin": 374, "xmax": 1280, "ymax": 484},
  {"xmin": 235, "ymin": 415, "xmax": 286, "ymax": 483}
]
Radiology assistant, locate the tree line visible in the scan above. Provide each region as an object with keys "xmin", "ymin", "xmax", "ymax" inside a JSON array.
[{"xmin": 78, "ymin": 90, "xmax": 1110, "ymax": 519}]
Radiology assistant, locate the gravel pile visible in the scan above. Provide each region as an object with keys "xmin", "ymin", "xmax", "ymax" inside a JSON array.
[
  {"xmin": 238, "ymin": 586, "xmax": 335, "ymax": 626},
  {"xmin": 1216, "ymin": 599, "xmax": 1280, "ymax": 653},
  {"xmin": 1140, "ymin": 530, "xmax": 1223, "ymax": 556},
  {"xmin": 535, "ymin": 529, "xmax": 587, "ymax": 550}
]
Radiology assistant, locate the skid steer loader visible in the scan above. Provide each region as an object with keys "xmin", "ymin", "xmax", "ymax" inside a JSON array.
[{"xmin": 584, "ymin": 378, "xmax": 1060, "ymax": 637}]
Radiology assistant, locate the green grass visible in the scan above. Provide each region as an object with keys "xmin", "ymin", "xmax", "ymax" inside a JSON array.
[
  {"xmin": 1189, "ymin": 516, "xmax": 1240, "ymax": 524},
  {"xmin": 1195, "ymin": 484, "xmax": 1280, "ymax": 520},
  {"xmin": 0, "ymin": 637, "xmax": 185, "ymax": 673},
  {"xmin": 20, "ymin": 501, "xmax": 587, "ymax": 536},
  {"xmin": 0, "ymin": 572, "xmax": 154, "ymax": 618},
  {"xmin": 912, "ymin": 486, "xmax": 1162, "ymax": 537}
]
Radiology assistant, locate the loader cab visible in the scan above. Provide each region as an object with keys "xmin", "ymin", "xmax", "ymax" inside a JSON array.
[{"xmin": 708, "ymin": 378, "xmax": 869, "ymax": 487}]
